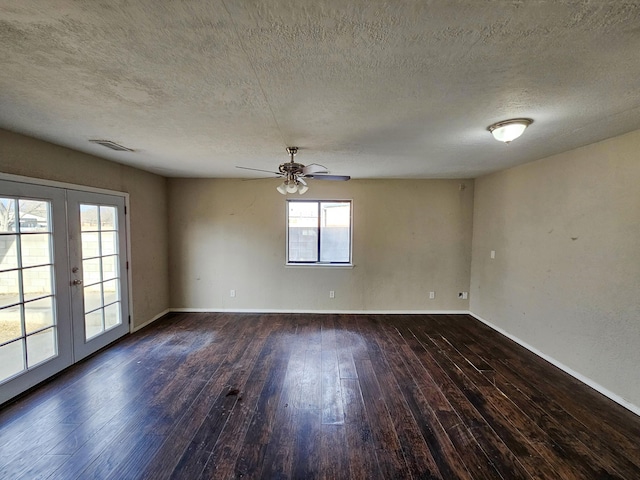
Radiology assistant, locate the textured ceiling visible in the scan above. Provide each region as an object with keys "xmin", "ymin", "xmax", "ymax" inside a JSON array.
[{"xmin": 2, "ymin": 1, "xmax": 640, "ymax": 178}]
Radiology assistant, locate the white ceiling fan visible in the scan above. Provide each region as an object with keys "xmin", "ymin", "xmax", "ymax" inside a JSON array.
[{"xmin": 236, "ymin": 147, "xmax": 350, "ymax": 195}]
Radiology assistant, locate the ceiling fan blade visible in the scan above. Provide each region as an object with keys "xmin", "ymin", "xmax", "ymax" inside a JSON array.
[
  {"xmin": 302, "ymin": 163, "xmax": 328, "ymax": 175},
  {"xmin": 306, "ymin": 174, "xmax": 351, "ymax": 181},
  {"xmin": 241, "ymin": 176, "xmax": 282, "ymax": 181},
  {"xmin": 236, "ymin": 166, "xmax": 283, "ymax": 175}
]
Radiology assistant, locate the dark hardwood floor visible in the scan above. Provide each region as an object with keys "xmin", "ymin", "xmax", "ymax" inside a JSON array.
[{"xmin": 1, "ymin": 313, "xmax": 639, "ymax": 479}]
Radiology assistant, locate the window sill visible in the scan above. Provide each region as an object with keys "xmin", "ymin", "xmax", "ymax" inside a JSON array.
[{"xmin": 285, "ymin": 263, "xmax": 354, "ymax": 269}]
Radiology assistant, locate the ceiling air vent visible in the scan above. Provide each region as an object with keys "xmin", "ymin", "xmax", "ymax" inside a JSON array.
[{"xmin": 89, "ymin": 139, "xmax": 134, "ymax": 152}]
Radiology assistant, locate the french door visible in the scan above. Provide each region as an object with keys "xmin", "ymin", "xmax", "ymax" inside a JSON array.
[
  {"xmin": 0, "ymin": 180, "xmax": 129, "ymax": 404},
  {"xmin": 67, "ymin": 191, "xmax": 129, "ymax": 361}
]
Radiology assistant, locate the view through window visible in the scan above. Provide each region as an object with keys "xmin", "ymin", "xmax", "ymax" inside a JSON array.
[{"xmin": 287, "ymin": 200, "xmax": 351, "ymax": 264}]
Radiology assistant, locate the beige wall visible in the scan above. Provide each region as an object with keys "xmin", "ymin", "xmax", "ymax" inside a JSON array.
[
  {"xmin": 0, "ymin": 129, "xmax": 170, "ymax": 328},
  {"xmin": 169, "ymin": 178, "xmax": 474, "ymax": 311},
  {"xmin": 470, "ymin": 130, "xmax": 640, "ymax": 408}
]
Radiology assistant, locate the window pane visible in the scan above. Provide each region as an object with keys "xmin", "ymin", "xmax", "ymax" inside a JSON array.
[
  {"xmin": 81, "ymin": 232, "xmax": 100, "ymax": 258},
  {"xmin": 0, "ymin": 270, "xmax": 20, "ymax": 307},
  {"xmin": 0, "ymin": 306, "xmax": 22, "ymax": 343},
  {"xmin": 103, "ymin": 279, "xmax": 119, "ymax": 305},
  {"xmin": 21, "ymin": 234, "xmax": 52, "ymax": 268},
  {"xmin": 18, "ymin": 200, "xmax": 50, "ymax": 232},
  {"xmin": 22, "ymin": 266, "xmax": 52, "ymax": 301},
  {"xmin": 101, "ymin": 231, "xmax": 117, "ymax": 256},
  {"xmin": 84, "ymin": 284, "xmax": 102, "ymax": 313},
  {"xmin": 288, "ymin": 202, "xmax": 318, "ymax": 262},
  {"xmin": 25, "ymin": 297, "xmax": 54, "ymax": 334},
  {"xmin": 26, "ymin": 327, "xmax": 56, "ymax": 367},
  {"xmin": 104, "ymin": 302, "xmax": 121, "ymax": 329},
  {"xmin": 288, "ymin": 200, "xmax": 352, "ymax": 264},
  {"xmin": 102, "ymin": 255, "xmax": 117, "ymax": 281},
  {"xmin": 80, "ymin": 204, "xmax": 99, "ymax": 231},
  {"xmin": 320, "ymin": 202, "xmax": 351, "ymax": 262},
  {"xmin": 83, "ymin": 257, "xmax": 101, "ymax": 285},
  {"xmin": 100, "ymin": 206, "xmax": 117, "ymax": 230},
  {"xmin": 0, "ymin": 235, "xmax": 19, "ymax": 271},
  {"xmin": 0, "ymin": 198, "xmax": 17, "ymax": 233},
  {"xmin": 85, "ymin": 309, "xmax": 104, "ymax": 340},
  {"xmin": 0, "ymin": 339, "xmax": 25, "ymax": 382}
]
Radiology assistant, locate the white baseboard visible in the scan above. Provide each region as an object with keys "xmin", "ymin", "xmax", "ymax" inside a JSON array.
[
  {"xmin": 469, "ymin": 311, "xmax": 640, "ymax": 417},
  {"xmin": 169, "ymin": 308, "xmax": 470, "ymax": 315},
  {"xmin": 131, "ymin": 308, "xmax": 171, "ymax": 333}
]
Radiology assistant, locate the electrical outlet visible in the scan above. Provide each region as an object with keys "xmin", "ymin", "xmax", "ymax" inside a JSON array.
[
  {"xmin": 329, "ymin": 290, "xmax": 335, "ymax": 299},
  {"xmin": 230, "ymin": 289, "xmax": 236, "ymax": 298},
  {"xmin": 458, "ymin": 292, "xmax": 468, "ymax": 300},
  {"xmin": 429, "ymin": 291, "xmax": 435, "ymax": 299},
  {"xmin": 490, "ymin": 250, "xmax": 496, "ymax": 259}
]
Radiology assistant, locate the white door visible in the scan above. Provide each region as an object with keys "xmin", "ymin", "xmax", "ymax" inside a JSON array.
[
  {"xmin": 0, "ymin": 180, "xmax": 72, "ymax": 404},
  {"xmin": 67, "ymin": 190, "xmax": 129, "ymax": 361},
  {"xmin": 0, "ymin": 181, "xmax": 129, "ymax": 404}
]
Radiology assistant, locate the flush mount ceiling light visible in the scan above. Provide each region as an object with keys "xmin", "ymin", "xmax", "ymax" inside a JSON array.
[{"xmin": 487, "ymin": 118, "xmax": 533, "ymax": 143}]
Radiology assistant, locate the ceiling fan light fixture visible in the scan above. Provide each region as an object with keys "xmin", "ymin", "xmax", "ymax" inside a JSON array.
[
  {"xmin": 240, "ymin": 147, "xmax": 348, "ymax": 195},
  {"xmin": 488, "ymin": 118, "xmax": 532, "ymax": 143},
  {"xmin": 277, "ymin": 178, "xmax": 309, "ymax": 195},
  {"xmin": 276, "ymin": 182, "xmax": 288, "ymax": 195},
  {"xmin": 286, "ymin": 182, "xmax": 298, "ymax": 194}
]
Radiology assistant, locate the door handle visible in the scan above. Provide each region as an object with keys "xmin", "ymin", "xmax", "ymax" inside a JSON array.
[{"xmin": 72, "ymin": 279, "xmax": 83, "ymax": 286}]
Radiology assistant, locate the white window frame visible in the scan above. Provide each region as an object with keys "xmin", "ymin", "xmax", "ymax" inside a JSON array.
[{"xmin": 286, "ymin": 199, "xmax": 353, "ymax": 267}]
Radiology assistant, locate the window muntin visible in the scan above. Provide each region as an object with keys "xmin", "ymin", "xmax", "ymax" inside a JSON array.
[{"xmin": 287, "ymin": 200, "xmax": 352, "ymax": 264}]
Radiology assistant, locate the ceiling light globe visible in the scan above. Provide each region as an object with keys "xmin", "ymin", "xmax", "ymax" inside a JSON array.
[
  {"xmin": 488, "ymin": 118, "xmax": 532, "ymax": 143},
  {"xmin": 286, "ymin": 183, "xmax": 298, "ymax": 193},
  {"xmin": 298, "ymin": 184, "xmax": 309, "ymax": 195},
  {"xmin": 276, "ymin": 183, "xmax": 287, "ymax": 195}
]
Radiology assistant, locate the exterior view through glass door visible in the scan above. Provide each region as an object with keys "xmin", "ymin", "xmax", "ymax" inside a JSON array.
[{"xmin": 0, "ymin": 180, "xmax": 129, "ymax": 404}]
